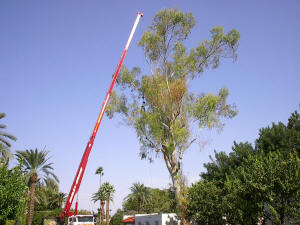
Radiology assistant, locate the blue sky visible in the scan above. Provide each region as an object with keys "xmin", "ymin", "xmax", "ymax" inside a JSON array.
[{"xmin": 1, "ymin": 0, "xmax": 300, "ymax": 214}]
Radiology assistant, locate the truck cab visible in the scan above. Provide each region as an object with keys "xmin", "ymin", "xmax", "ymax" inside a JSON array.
[{"xmin": 68, "ymin": 215, "xmax": 95, "ymax": 225}]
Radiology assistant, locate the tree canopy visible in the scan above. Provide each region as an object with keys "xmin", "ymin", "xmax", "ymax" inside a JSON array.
[
  {"xmin": 16, "ymin": 148, "xmax": 59, "ymax": 225},
  {"xmin": 106, "ymin": 8, "xmax": 240, "ymax": 224},
  {"xmin": 123, "ymin": 184, "xmax": 176, "ymax": 214},
  {"xmin": 188, "ymin": 110, "xmax": 300, "ymax": 224}
]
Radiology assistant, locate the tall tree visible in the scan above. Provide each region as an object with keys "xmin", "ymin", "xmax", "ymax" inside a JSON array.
[
  {"xmin": 16, "ymin": 148, "xmax": 59, "ymax": 225},
  {"xmin": 92, "ymin": 185, "xmax": 107, "ymax": 225},
  {"xmin": 95, "ymin": 166, "xmax": 104, "ymax": 224},
  {"xmin": 106, "ymin": 8, "xmax": 239, "ymax": 224},
  {"xmin": 0, "ymin": 113, "xmax": 17, "ymax": 148},
  {"xmin": 125, "ymin": 182, "xmax": 151, "ymax": 213},
  {"xmin": 102, "ymin": 182, "xmax": 115, "ymax": 225},
  {"xmin": 96, "ymin": 166, "xmax": 104, "ymax": 187}
]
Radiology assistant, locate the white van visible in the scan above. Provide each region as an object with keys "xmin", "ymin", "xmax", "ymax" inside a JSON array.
[{"xmin": 68, "ymin": 215, "xmax": 95, "ymax": 225}]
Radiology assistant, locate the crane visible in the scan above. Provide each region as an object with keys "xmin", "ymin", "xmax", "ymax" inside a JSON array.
[{"xmin": 60, "ymin": 12, "xmax": 144, "ymax": 219}]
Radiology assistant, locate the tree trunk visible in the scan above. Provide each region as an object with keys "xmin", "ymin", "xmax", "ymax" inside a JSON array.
[
  {"xmin": 170, "ymin": 168, "xmax": 190, "ymax": 225},
  {"xmin": 98, "ymin": 206, "xmax": 101, "ymax": 225},
  {"xmin": 98, "ymin": 175, "xmax": 102, "ymax": 225},
  {"xmin": 138, "ymin": 197, "xmax": 141, "ymax": 213},
  {"xmin": 101, "ymin": 200, "xmax": 105, "ymax": 225},
  {"xmin": 106, "ymin": 200, "xmax": 110, "ymax": 225},
  {"xmin": 174, "ymin": 176, "xmax": 189, "ymax": 225},
  {"xmin": 28, "ymin": 174, "xmax": 37, "ymax": 225}
]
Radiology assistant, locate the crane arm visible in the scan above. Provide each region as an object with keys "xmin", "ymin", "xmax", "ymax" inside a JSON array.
[{"xmin": 61, "ymin": 12, "xmax": 143, "ymax": 218}]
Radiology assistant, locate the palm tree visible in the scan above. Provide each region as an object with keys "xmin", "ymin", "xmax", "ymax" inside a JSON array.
[
  {"xmin": 50, "ymin": 192, "xmax": 66, "ymax": 209},
  {"xmin": 16, "ymin": 148, "xmax": 59, "ymax": 225},
  {"xmin": 101, "ymin": 182, "xmax": 115, "ymax": 225},
  {"xmin": 92, "ymin": 187, "xmax": 107, "ymax": 225},
  {"xmin": 95, "ymin": 166, "xmax": 104, "ymax": 224},
  {"xmin": 35, "ymin": 177, "xmax": 60, "ymax": 210},
  {"xmin": 95, "ymin": 166, "xmax": 104, "ymax": 187},
  {"xmin": 0, "ymin": 113, "xmax": 17, "ymax": 147},
  {"xmin": 0, "ymin": 144, "xmax": 13, "ymax": 166},
  {"xmin": 126, "ymin": 182, "xmax": 151, "ymax": 213}
]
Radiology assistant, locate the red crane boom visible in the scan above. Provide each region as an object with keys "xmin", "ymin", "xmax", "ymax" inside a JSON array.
[{"xmin": 61, "ymin": 12, "xmax": 143, "ymax": 218}]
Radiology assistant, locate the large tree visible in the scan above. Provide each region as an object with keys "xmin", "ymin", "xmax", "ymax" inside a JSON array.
[
  {"xmin": 189, "ymin": 110, "xmax": 300, "ymax": 224},
  {"xmin": 225, "ymin": 150, "xmax": 300, "ymax": 225},
  {"xmin": 92, "ymin": 187, "xmax": 106, "ymax": 225},
  {"xmin": 92, "ymin": 182, "xmax": 115, "ymax": 225},
  {"xmin": 102, "ymin": 182, "xmax": 115, "ymax": 225},
  {"xmin": 16, "ymin": 148, "xmax": 59, "ymax": 225},
  {"xmin": 106, "ymin": 8, "xmax": 239, "ymax": 223},
  {"xmin": 95, "ymin": 166, "xmax": 104, "ymax": 224}
]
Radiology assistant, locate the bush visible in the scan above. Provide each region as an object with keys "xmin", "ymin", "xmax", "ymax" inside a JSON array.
[{"xmin": 32, "ymin": 209, "xmax": 63, "ymax": 225}]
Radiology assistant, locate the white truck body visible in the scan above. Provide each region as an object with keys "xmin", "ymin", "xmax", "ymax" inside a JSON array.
[{"xmin": 68, "ymin": 215, "xmax": 95, "ymax": 225}]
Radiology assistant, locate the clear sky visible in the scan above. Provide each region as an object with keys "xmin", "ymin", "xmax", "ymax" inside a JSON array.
[{"xmin": 1, "ymin": 0, "xmax": 300, "ymax": 214}]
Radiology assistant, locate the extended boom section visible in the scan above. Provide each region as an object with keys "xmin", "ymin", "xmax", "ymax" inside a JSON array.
[{"xmin": 61, "ymin": 12, "xmax": 143, "ymax": 218}]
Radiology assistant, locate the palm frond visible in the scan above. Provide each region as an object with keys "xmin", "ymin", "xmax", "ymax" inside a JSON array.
[{"xmin": 0, "ymin": 113, "xmax": 6, "ymax": 119}]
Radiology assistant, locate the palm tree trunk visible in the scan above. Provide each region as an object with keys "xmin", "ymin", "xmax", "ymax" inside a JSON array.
[
  {"xmin": 106, "ymin": 200, "xmax": 110, "ymax": 225},
  {"xmin": 28, "ymin": 177, "xmax": 37, "ymax": 225},
  {"xmin": 138, "ymin": 197, "xmax": 141, "ymax": 213},
  {"xmin": 99, "ymin": 176, "xmax": 102, "ymax": 225},
  {"xmin": 98, "ymin": 204, "xmax": 101, "ymax": 225},
  {"xmin": 101, "ymin": 200, "xmax": 105, "ymax": 225}
]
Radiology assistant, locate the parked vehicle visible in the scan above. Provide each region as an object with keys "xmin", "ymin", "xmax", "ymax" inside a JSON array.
[{"xmin": 68, "ymin": 215, "xmax": 95, "ymax": 225}]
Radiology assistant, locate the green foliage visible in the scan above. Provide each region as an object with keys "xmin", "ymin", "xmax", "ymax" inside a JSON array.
[
  {"xmin": 16, "ymin": 149, "xmax": 59, "ymax": 183},
  {"xmin": 187, "ymin": 181, "xmax": 224, "ymax": 224},
  {"xmin": 223, "ymin": 151, "xmax": 300, "ymax": 224},
  {"xmin": 0, "ymin": 165, "xmax": 27, "ymax": 224},
  {"xmin": 16, "ymin": 148, "xmax": 59, "ymax": 225},
  {"xmin": 123, "ymin": 186, "xmax": 176, "ymax": 214},
  {"xmin": 106, "ymin": 8, "xmax": 239, "ymax": 161},
  {"xmin": 201, "ymin": 141, "xmax": 254, "ymax": 185},
  {"xmin": 143, "ymin": 188, "xmax": 177, "ymax": 214},
  {"xmin": 0, "ymin": 144, "xmax": 13, "ymax": 166},
  {"xmin": 0, "ymin": 113, "xmax": 17, "ymax": 148},
  {"xmin": 287, "ymin": 110, "xmax": 300, "ymax": 131},
  {"xmin": 255, "ymin": 122, "xmax": 300, "ymax": 156},
  {"xmin": 124, "ymin": 183, "xmax": 151, "ymax": 213},
  {"xmin": 31, "ymin": 208, "xmax": 62, "ymax": 225},
  {"xmin": 96, "ymin": 166, "xmax": 104, "ymax": 176},
  {"xmin": 92, "ymin": 187, "xmax": 107, "ymax": 203},
  {"xmin": 188, "ymin": 110, "xmax": 300, "ymax": 224},
  {"xmin": 109, "ymin": 209, "xmax": 125, "ymax": 225},
  {"xmin": 35, "ymin": 178, "xmax": 60, "ymax": 211},
  {"xmin": 101, "ymin": 182, "xmax": 115, "ymax": 201},
  {"xmin": 107, "ymin": 8, "xmax": 239, "ymax": 223}
]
